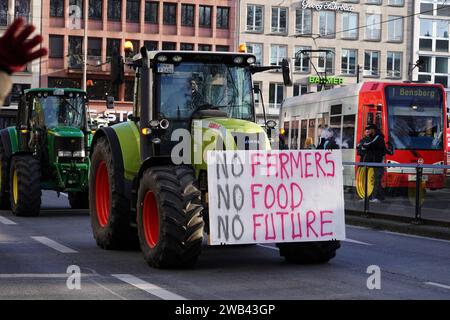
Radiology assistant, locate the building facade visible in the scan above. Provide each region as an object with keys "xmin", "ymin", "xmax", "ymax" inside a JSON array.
[
  {"xmin": 238, "ymin": 0, "xmax": 414, "ymax": 124},
  {"xmin": 0, "ymin": 0, "xmax": 42, "ymax": 107},
  {"xmin": 412, "ymin": 0, "xmax": 450, "ymax": 87},
  {"xmin": 40, "ymin": 0, "xmax": 237, "ymax": 118}
]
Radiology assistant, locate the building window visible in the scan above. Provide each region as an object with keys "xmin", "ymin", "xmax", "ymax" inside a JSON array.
[
  {"xmin": 163, "ymin": 2, "xmax": 177, "ymax": 25},
  {"xmin": 269, "ymin": 83, "xmax": 284, "ymax": 108},
  {"xmin": 181, "ymin": 4, "xmax": 194, "ymax": 26},
  {"xmin": 144, "ymin": 40, "xmax": 158, "ymax": 51},
  {"xmin": 0, "ymin": 1, "xmax": 7, "ymax": 26},
  {"xmin": 419, "ymin": 19, "xmax": 449, "ymax": 51},
  {"xmin": 88, "ymin": 79, "xmax": 110, "ymax": 101},
  {"xmin": 319, "ymin": 11, "xmax": 335, "ymax": 38},
  {"xmin": 246, "ymin": 5, "xmax": 263, "ymax": 32},
  {"xmin": 199, "ymin": 5, "xmax": 212, "ymax": 28},
  {"xmin": 198, "ymin": 44, "xmax": 212, "ymax": 51},
  {"xmin": 437, "ymin": 3, "xmax": 450, "ymax": 17},
  {"xmin": 108, "ymin": 0, "xmax": 121, "ymax": 21},
  {"xmin": 365, "ymin": 14, "xmax": 381, "ymax": 40},
  {"xmin": 216, "ymin": 45, "xmax": 229, "ymax": 52},
  {"xmin": 341, "ymin": 49, "xmax": 357, "ymax": 75},
  {"xmin": 145, "ymin": 1, "xmax": 158, "ymax": 24},
  {"xmin": 49, "ymin": 35, "xmax": 64, "ymax": 58},
  {"xmin": 294, "ymin": 46, "xmax": 311, "ymax": 73},
  {"xmin": 388, "ymin": 0, "xmax": 404, "ymax": 6},
  {"xmin": 271, "ymin": 7, "xmax": 288, "ymax": 33},
  {"xmin": 318, "ymin": 49, "xmax": 334, "ymax": 73},
  {"xmin": 48, "ymin": 77, "xmax": 81, "ymax": 89},
  {"xmin": 253, "ymin": 82, "xmax": 261, "ymax": 105},
  {"xmin": 180, "ymin": 43, "xmax": 194, "ymax": 51},
  {"xmin": 125, "ymin": 79, "xmax": 135, "ymax": 102},
  {"xmin": 387, "ymin": 51, "xmax": 401, "ymax": 78},
  {"xmin": 162, "ymin": 42, "xmax": 176, "ymax": 50},
  {"xmin": 270, "ymin": 45, "xmax": 287, "ymax": 66},
  {"xmin": 295, "ymin": 9, "xmax": 312, "ymax": 35},
  {"xmin": 50, "ymin": 0, "xmax": 64, "ymax": 17},
  {"xmin": 15, "ymin": 0, "xmax": 30, "ymax": 22},
  {"xmin": 88, "ymin": 38, "xmax": 102, "ymax": 57},
  {"xmin": 420, "ymin": 2, "xmax": 434, "ymax": 15},
  {"xmin": 367, "ymin": 0, "xmax": 382, "ymax": 4},
  {"xmin": 126, "ymin": 0, "xmax": 140, "ymax": 23},
  {"xmin": 89, "ymin": 0, "xmax": 103, "ymax": 19},
  {"xmin": 387, "ymin": 16, "xmax": 403, "ymax": 42},
  {"xmin": 293, "ymin": 84, "xmax": 308, "ymax": 96},
  {"xmin": 364, "ymin": 50, "xmax": 380, "ymax": 76},
  {"xmin": 247, "ymin": 43, "xmax": 263, "ymax": 65},
  {"xmin": 69, "ymin": 0, "xmax": 84, "ymax": 18},
  {"xmin": 341, "ymin": 12, "xmax": 358, "ymax": 39},
  {"xmin": 107, "ymin": 38, "xmax": 121, "ymax": 57},
  {"xmin": 68, "ymin": 36, "xmax": 83, "ymax": 69},
  {"xmin": 217, "ymin": 7, "xmax": 229, "ymax": 29}
]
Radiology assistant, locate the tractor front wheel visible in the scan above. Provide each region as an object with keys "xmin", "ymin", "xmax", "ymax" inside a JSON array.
[
  {"xmin": 276, "ymin": 241, "xmax": 341, "ymax": 264},
  {"xmin": 68, "ymin": 191, "xmax": 89, "ymax": 209},
  {"xmin": 137, "ymin": 166, "xmax": 204, "ymax": 268},
  {"xmin": 89, "ymin": 137, "xmax": 137, "ymax": 249},
  {"xmin": 9, "ymin": 155, "xmax": 41, "ymax": 217}
]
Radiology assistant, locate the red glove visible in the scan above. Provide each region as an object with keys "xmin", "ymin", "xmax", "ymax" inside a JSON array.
[{"xmin": 0, "ymin": 18, "xmax": 48, "ymax": 74}]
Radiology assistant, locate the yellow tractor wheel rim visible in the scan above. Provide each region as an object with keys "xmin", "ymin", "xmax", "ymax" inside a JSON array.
[
  {"xmin": 356, "ymin": 167, "xmax": 375, "ymax": 199},
  {"xmin": 12, "ymin": 169, "xmax": 18, "ymax": 204}
]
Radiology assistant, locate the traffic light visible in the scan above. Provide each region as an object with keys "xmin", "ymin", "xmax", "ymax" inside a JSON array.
[{"xmin": 110, "ymin": 54, "xmax": 124, "ymax": 85}]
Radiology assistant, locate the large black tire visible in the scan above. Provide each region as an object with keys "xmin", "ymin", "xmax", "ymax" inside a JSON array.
[
  {"xmin": 68, "ymin": 191, "xmax": 89, "ymax": 209},
  {"xmin": 277, "ymin": 241, "xmax": 341, "ymax": 264},
  {"xmin": 0, "ymin": 142, "xmax": 10, "ymax": 210},
  {"xmin": 89, "ymin": 137, "xmax": 137, "ymax": 249},
  {"xmin": 9, "ymin": 155, "xmax": 41, "ymax": 217},
  {"xmin": 137, "ymin": 166, "xmax": 204, "ymax": 268}
]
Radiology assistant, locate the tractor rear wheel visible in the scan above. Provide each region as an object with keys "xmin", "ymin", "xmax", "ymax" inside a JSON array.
[
  {"xmin": 9, "ymin": 155, "xmax": 41, "ymax": 217},
  {"xmin": 68, "ymin": 191, "xmax": 89, "ymax": 209},
  {"xmin": 276, "ymin": 241, "xmax": 341, "ymax": 264},
  {"xmin": 137, "ymin": 166, "xmax": 204, "ymax": 268},
  {"xmin": 0, "ymin": 142, "xmax": 10, "ymax": 210},
  {"xmin": 89, "ymin": 137, "xmax": 137, "ymax": 249}
]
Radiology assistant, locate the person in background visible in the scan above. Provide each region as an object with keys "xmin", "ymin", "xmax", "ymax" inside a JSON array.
[
  {"xmin": 357, "ymin": 124, "xmax": 387, "ymax": 202},
  {"xmin": 318, "ymin": 127, "xmax": 338, "ymax": 150},
  {"xmin": 304, "ymin": 137, "xmax": 316, "ymax": 149},
  {"xmin": 0, "ymin": 18, "xmax": 47, "ymax": 105}
]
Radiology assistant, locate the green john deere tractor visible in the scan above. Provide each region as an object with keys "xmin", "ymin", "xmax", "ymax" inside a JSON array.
[
  {"xmin": 89, "ymin": 49, "xmax": 340, "ymax": 268},
  {"xmin": 0, "ymin": 88, "xmax": 91, "ymax": 216}
]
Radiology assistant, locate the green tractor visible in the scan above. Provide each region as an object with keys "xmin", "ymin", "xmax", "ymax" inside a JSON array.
[
  {"xmin": 0, "ymin": 88, "xmax": 91, "ymax": 216},
  {"xmin": 88, "ymin": 49, "xmax": 340, "ymax": 268}
]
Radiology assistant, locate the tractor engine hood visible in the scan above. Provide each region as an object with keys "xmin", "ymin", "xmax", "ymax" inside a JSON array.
[
  {"xmin": 48, "ymin": 127, "xmax": 85, "ymax": 138},
  {"xmin": 193, "ymin": 117, "xmax": 271, "ymax": 151}
]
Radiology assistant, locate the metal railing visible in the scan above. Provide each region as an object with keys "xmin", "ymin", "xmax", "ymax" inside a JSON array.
[{"xmin": 343, "ymin": 161, "xmax": 450, "ymax": 224}]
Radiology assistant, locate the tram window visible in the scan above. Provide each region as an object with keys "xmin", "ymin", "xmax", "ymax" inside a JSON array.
[
  {"xmin": 375, "ymin": 112, "xmax": 382, "ymax": 130},
  {"xmin": 300, "ymin": 119, "xmax": 307, "ymax": 149},
  {"xmin": 308, "ymin": 119, "xmax": 316, "ymax": 146},
  {"xmin": 366, "ymin": 112, "xmax": 374, "ymax": 125},
  {"xmin": 330, "ymin": 104, "xmax": 342, "ymax": 115},
  {"xmin": 290, "ymin": 120, "xmax": 299, "ymax": 149},
  {"xmin": 330, "ymin": 115, "xmax": 342, "ymax": 148},
  {"xmin": 342, "ymin": 115, "xmax": 356, "ymax": 149}
]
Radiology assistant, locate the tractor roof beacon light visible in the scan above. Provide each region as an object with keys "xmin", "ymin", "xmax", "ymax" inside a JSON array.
[
  {"xmin": 124, "ymin": 41, "xmax": 134, "ymax": 57},
  {"xmin": 238, "ymin": 44, "xmax": 247, "ymax": 53}
]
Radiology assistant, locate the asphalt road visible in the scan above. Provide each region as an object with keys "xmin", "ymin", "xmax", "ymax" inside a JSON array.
[{"xmin": 0, "ymin": 191, "xmax": 449, "ymax": 300}]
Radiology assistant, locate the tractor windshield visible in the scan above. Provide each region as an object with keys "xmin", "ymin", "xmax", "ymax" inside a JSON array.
[
  {"xmin": 32, "ymin": 95, "xmax": 86, "ymax": 129},
  {"xmin": 156, "ymin": 62, "xmax": 254, "ymax": 121}
]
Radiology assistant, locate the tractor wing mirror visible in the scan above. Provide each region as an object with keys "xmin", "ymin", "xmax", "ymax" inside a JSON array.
[{"xmin": 281, "ymin": 59, "xmax": 292, "ymax": 86}]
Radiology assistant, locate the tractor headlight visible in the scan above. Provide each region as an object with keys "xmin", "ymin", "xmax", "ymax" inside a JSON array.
[
  {"xmin": 58, "ymin": 151, "xmax": 72, "ymax": 157},
  {"xmin": 73, "ymin": 151, "xmax": 85, "ymax": 158}
]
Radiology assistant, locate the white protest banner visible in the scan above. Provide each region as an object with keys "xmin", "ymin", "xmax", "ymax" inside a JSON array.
[{"xmin": 207, "ymin": 150, "xmax": 346, "ymax": 245}]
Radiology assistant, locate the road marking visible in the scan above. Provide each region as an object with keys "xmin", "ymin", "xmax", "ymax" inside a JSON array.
[
  {"xmin": 343, "ymin": 238, "xmax": 372, "ymax": 246},
  {"xmin": 31, "ymin": 236, "xmax": 77, "ymax": 253},
  {"xmin": 0, "ymin": 273, "xmax": 93, "ymax": 278},
  {"xmin": 425, "ymin": 282, "xmax": 450, "ymax": 290},
  {"xmin": 257, "ymin": 244, "xmax": 278, "ymax": 251},
  {"xmin": 380, "ymin": 231, "xmax": 450, "ymax": 244},
  {"xmin": 0, "ymin": 216, "xmax": 16, "ymax": 225},
  {"xmin": 112, "ymin": 274, "xmax": 187, "ymax": 300},
  {"xmin": 346, "ymin": 225, "xmax": 369, "ymax": 230},
  {"xmin": 90, "ymin": 279, "xmax": 127, "ymax": 300}
]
